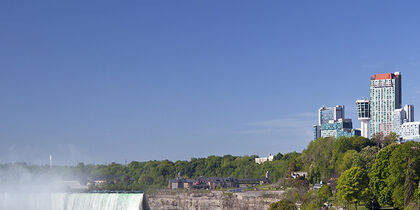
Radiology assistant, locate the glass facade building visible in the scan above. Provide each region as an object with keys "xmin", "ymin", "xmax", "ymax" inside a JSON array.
[
  {"xmin": 313, "ymin": 105, "xmax": 359, "ymax": 140},
  {"xmin": 313, "ymin": 125, "xmax": 321, "ymax": 140},
  {"xmin": 369, "ymin": 72, "xmax": 402, "ymax": 137},
  {"xmin": 318, "ymin": 105, "xmax": 344, "ymax": 125},
  {"xmin": 320, "ymin": 119, "xmax": 358, "ymax": 138}
]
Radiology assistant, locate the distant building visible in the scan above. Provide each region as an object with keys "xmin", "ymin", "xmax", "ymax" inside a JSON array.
[
  {"xmin": 370, "ymin": 72, "xmax": 402, "ymax": 137},
  {"xmin": 404, "ymin": 104, "xmax": 415, "ymax": 122},
  {"xmin": 313, "ymin": 125, "xmax": 321, "ymax": 140},
  {"xmin": 318, "ymin": 105, "xmax": 345, "ymax": 125},
  {"xmin": 356, "ymin": 99, "xmax": 371, "ymax": 138},
  {"xmin": 399, "ymin": 122, "xmax": 420, "ymax": 141},
  {"xmin": 168, "ymin": 173, "xmax": 194, "ymax": 189},
  {"xmin": 392, "ymin": 108, "xmax": 406, "ymax": 136},
  {"xmin": 168, "ymin": 172, "xmax": 271, "ymax": 190},
  {"xmin": 290, "ymin": 172, "xmax": 307, "ymax": 179},
  {"xmin": 314, "ymin": 105, "xmax": 359, "ymax": 139},
  {"xmin": 255, "ymin": 154, "xmax": 274, "ymax": 164},
  {"xmin": 321, "ymin": 119, "xmax": 359, "ymax": 138}
]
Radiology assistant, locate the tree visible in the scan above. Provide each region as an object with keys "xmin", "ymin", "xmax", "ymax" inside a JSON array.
[
  {"xmin": 301, "ymin": 137, "xmax": 335, "ymax": 183},
  {"xmin": 415, "ymin": 182, "xmax": 420, "ymax": 204},
  {"xmin": 337, "ymin": 167, "xmax": 369, "ymax": 210},
  {"xmin": 318, "ymin": 185, "xmax": 333, "ymax": 203},
  {"xmin": 387, "ymin": 141, "xmax": 420, "ymax": 209},
  {"xmin": 351, "ymin": 136, "xmax": 375, "ymax": 152},
  {"xmin": 369, "ymin": 141, "xmax": 420, "ymax": 209},
  {"xmin": 384, "ymin": 132, "xmax": 398, "ymax": 146},
  {"xmin": 273, "ymin": 153, "xmax": 283, "ymax": 161},
  {"xmin": 371, "ymin": 132, "xmax": 384, "ymax": 149},
  {"xmin": 352, "ymin": 146, "xmax": 378, "ymax": 172},
  {"xmin": 404, "ymin": 158, "xmax": 416, "ymax": 206},
  {"xmin": 336, "ymin": 150, "xmax": 357, "ymax": 174},
  {"xmin": 301, "ymin": 189, "xmax": 323, "ymax": 210},
  {"xmin": 268, "ymin": 199, "xmax": 297, "ymax": 210},
  {"xmin": 283, "ymin": 188, "xmax": 300, "ymax": 203},
  {"xmin": 368, "ymin": 143, "xmax": 398, "ymax": 207}
]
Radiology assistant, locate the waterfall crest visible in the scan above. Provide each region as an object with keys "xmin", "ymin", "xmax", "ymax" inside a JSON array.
[{"xmin": 0, "ymin": 193, "xmax": 143, "ymax": 210}]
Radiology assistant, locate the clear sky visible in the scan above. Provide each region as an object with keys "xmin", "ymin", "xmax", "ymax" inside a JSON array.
[{"xmin": 1, "ymin": 1, "xmax": 420, "ymax": 165}]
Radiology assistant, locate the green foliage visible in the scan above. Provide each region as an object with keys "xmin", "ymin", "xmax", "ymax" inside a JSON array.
[
  {"xmin": 0, "ymin": 153, "xmax": 301, "ymax": 190},
  {"xmin": 337, "ymin": 167, "xmax": 369, "ymax": 208},
  {"xmin": 369, "ymin": 141, "xmax": 420, "ymax": 209},
  {"xmin": 369, "ymin": 143, "xmax": 398, "ymax": 206},
  {"xmin": 352, "ymin": 146, "xmax": 378, "ymax": 172},
  {"xmin": 318, "ymin": 185, "xmax": 333, "ymax": 203},
  {"xmin": 384, "ymin": 132, "xmax": 399, "ymax": 146},
  {"xmin": 414, "ymin": 182, "xmax": 420, "ymax": 204},
  {"xmin": 387, "ymin": 141, "xmax": 420, "ymax": 209},
  {"xmin": 268, "ymin": 199, "xmax": 297, "ymax": 210},
  {"xmin": 2, "ymin": 135, "xmax": 418, "ymax": 210},
  {"xmin": 336, "ymin": 149, "xmax": 357, "ymax": 174},
  {"xmin": 283, "ymin": 188, "xmax": 300, "ymax": 203},
  {"xmin": 300, "ymin": 185, "xmax": 332, "ymax": 210},
  {"xmin": 302, "ymin": 137, "xmax": 335, "ymax": 183},
  {"xmin": 302, "ymin": 136, "xmax": 374, "ymax": 184},
  {"xmin": 300, "ymin": 189, "xmax": 322, "ymax": 210},
  {"xmin": 273, "ymin": 153, "xmax": 283, "ymax": 161}
]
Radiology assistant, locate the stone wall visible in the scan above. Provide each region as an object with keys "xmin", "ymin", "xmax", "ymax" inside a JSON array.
[{"xmin": 143, "ymin": 190, "xmax": 284, "ymax": 210}]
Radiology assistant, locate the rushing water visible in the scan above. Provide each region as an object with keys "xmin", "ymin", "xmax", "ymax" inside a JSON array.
[{"xmin": 0, "ymin": 193, "xmax": 143, "ymax": 210}]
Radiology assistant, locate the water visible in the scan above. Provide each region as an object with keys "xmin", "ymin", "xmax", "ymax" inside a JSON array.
[{"xmin": 0, "ymin": 193, "xmax": 143, "ymax": 210}]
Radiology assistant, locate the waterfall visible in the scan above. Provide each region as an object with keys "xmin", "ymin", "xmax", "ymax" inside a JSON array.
[{"xmin": 0, "ymin": 193, "xmax": 143, "ymax": 210}]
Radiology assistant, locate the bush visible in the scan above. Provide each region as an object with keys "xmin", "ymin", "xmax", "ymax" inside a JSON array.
[{"xmin": 268, "ymin": 199, "xmax": 297, "ymax": 210}]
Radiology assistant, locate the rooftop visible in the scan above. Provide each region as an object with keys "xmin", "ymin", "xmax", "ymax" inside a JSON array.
[{"xmin": 371, "ymin": 72, "xmax": 401, "ymax": 80}]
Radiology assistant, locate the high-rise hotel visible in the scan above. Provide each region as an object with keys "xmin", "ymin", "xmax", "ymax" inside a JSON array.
[{"xmin": 369, "ymin": 72, "xmax": 402, "ymax": 137}]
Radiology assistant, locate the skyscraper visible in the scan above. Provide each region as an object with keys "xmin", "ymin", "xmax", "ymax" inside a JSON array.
[{"xmin": 370, "ymin": 72, "xmax": 402, "ymax": 137}]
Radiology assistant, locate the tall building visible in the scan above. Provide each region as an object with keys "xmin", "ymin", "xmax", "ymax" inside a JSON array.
[
  {"xmin": 356, "ymin": 99, "xmax": 371, "ymax": 138},
  {"xmin": 392, "ymin": 108, "xmax": 406, "ymax": 136},
  {"xmin": 370, "ymin": 72, "xmax": 402, "ymax": 137},
  {"xmin": 318, "ymin": 105, "xmax": 345, "ymax": 125},
  {"xmin": 404, "ymin": 104, "xmax": 414, "ymax": 122}
]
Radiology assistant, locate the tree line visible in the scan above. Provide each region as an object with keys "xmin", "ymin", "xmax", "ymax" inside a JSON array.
[{"xmin": 0, "ymin": 134, "xmax": 419, "ymax": 209}]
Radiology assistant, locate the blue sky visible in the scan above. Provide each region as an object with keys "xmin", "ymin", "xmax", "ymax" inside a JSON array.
[{"xmin": 1, "ymin": 1, "xmax": 420, "ymax": 165}]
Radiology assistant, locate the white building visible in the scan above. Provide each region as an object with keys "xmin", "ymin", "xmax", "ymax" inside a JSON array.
[
  {"xmin": 400, "ymin": 122, "xmax": 420, "ymax": 141},
  {"xmin": 255, "ymin": 154, "xmax": 274, "ymax": 164},
  {"xmin": 404, "ymin": 105, "xmax": 415, "ymax": 122},
  {"xmin": 356, "ymin": 99, "xmax": 371, "ymax": 138},
  {"xmin": 392, "ymin": 108, "xmax": 406, "ymax": 136}
]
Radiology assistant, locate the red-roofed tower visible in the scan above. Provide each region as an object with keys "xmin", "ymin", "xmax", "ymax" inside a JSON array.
[{"xmin": 369, "ymin": 72, "xmax": 402, "ymax": 137}]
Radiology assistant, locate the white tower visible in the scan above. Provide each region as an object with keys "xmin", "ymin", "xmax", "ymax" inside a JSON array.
[
  {"xmin": 356, "ymin": 99, "xmax": 371, "ymax": 138},
  {"xmin": 50, "ymin": 154, "xmax": 52, "ymax": 169}
]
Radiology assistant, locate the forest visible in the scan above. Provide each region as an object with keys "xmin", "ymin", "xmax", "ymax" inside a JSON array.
[{"xmin": 1, "ymin": 135, "xmax": 419, "ymax": 209}]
